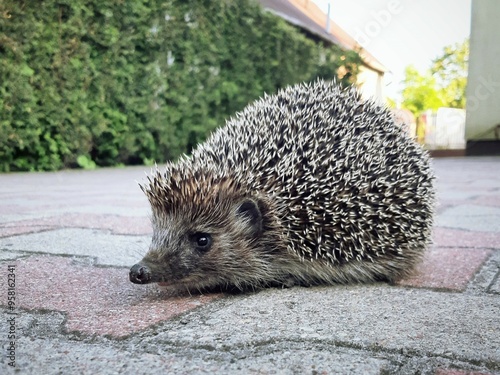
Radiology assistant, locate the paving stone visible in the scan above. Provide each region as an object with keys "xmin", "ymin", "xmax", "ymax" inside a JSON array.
[
  {"xmin": 0, "ymin": 251, "xmax": 31, "ymax": 261},
  {"xmin": 433, "ymin": 228, "xmax": 500, "ymax": 249},
  {"xmin": 1, "ymin": 335, "xmax": 391, "ymax": 375},
  {"xmin": 0, "ymin": 213, "xmax": 152, "ymax": 237},
  {"xmin": 470, "ymin": 193, "xmax": 500, "ymax": 208},
  {"xmin": 435, "ymin": 369, "xmax": 495, "ymax": 375},
  {"xmin": 0, "ymin": 168, "xmax": 150, "ymax": 221},
  {"xmin": 0, "ymin": 225, "xmax": 57, "ymax": 238},
  {"xmin": 128, "ymin": 285, "xmax": 500, "ymax": 366},
  {"xmin": 0, "ymin": 255, "xmax": 221, "ymax": 337},
  {"xmin": 467, "ymin": 178, "xmax": 500, "ymax": 191},
  {"xmin": 394, "ymin": 356, "xmax": 497, "ymax": 375},
  {"xmin": 435, "ymin": 187, "xmax": 480, "ymax": 204},
  {"xmin": 437, "ymin": 205, "xmax": 500, "ymax": 232},
  {"xmin": 398, "ymin": 247, "xmax": 493, "ymax": 291},
  {"xmin": 0, "ymin": 211, "xmax": 37, "ymax": 224},
  {"xmin": 0, "ymin": 202, "xmax": 149, "ymax": 218},
  {"xmin": 0, "ymin": 228, "xmax": 149, "ymax": 267},
  {"xmin": 44, "ymin": 204, "xmax": 150, "ymax": 217}
]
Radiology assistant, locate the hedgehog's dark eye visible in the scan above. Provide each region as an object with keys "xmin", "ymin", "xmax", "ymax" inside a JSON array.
[{"xmin": 192, "ymin": 232, "xmax": 212, "ymax": 251}]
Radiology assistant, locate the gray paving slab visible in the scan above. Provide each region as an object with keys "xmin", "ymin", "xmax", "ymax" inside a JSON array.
[
  {"xmin": 39, "ymin": 205, "xmax": 150, "ymax": 217},
  {"xmin": 0, "ymin": 229, "xmax": 149, "ymax": 267},
  {"xmin": 0, "ymin": 309, "xmax": 391, "ymax": 375},
  {"xmin": 0, "ymin": 251, "xmax": 30, "ymax": 261},
  {"xmin": 125, "ymin": 285, "xmax": 500, "ymax": 366},
  {"xmin": 435, "ymin": 184, "xmax": 480, "ymax": 201},
  {"xmin": 76, "ymin": 205, "xmax": 149, "ymax": 217},
  {"xmin": 437, "ymin": 204, "xmax": 500, "ymax": 232},
  {"xmin": 0, "ymin": 210, "xmax": 150, "ymax": 225},
  {"xmin": 4, "ymin": 336, "xmax": 391, "ymax": 375},
  {"xmin": 468, "ymin": 178, "xmax": 500, "ymax": 190}
]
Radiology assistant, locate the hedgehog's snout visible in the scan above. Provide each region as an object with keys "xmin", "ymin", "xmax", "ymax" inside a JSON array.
[{"xmin": 129, "ymin": 263, "xmax": 152, "ymax": 284}]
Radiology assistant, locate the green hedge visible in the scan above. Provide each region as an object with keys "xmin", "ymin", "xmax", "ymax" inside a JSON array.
[{"xmin": 0, "ymin": 0, "xmax": 361, "ymax": 171}]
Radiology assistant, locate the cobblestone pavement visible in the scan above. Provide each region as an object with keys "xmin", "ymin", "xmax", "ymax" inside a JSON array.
[{"xmin": 1, "ymin": 157, "xmax": 499, "ymax": 374}]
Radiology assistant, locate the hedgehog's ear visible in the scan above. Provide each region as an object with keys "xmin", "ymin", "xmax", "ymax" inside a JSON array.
[{"xmin": 235, "ymin": 198, "xmax": 263, "ymax": 236}]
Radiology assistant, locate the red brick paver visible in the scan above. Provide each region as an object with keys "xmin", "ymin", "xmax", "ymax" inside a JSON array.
[
  {"xmin": 0, "ymin": 256, "xmax": 221, "ymax": 337},
  {"xmin": 0, "ymin": 213, "xmax": 152, "ymax": 238},
  {"xmin": 0, "ymin": 224, "xmax": 57, "ymax": 238},
  {"xmin": 433, "ymin": 228, "xmax": 500, "ymax": 249},
  {"xmin": 398, "ymin": 247, "xmax": 492, "ymax": 291},
  {"xmin": 435, "ymin": 368, "xmax": 494, "ymax": 375}
]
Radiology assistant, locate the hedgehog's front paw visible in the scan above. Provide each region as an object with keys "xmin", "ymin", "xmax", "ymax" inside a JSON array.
[{"xmin": 281, "ymin": 276, "xmax": 296, "ymax": 289}]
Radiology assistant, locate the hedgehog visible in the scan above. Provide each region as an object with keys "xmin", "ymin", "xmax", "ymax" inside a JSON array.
[{"xmin": 129, "ymin": 80, "xmax": 435, "ymax": 293}]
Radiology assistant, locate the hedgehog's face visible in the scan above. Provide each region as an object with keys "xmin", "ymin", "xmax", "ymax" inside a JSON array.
[{"xmin": 129, "ymin": 196, "xmax": 271, "ymax": 293}]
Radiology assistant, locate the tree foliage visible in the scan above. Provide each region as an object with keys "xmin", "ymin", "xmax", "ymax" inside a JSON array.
[
  {"xmin": 431, "ymin": 39, "xmax": 469, "ymax": 109},
  {"xmin": 401, "ymin": 38, "xmax": 468, "ymax": 115},
  {"xmin": 0, "ymin": 0, "xmax": 362, "ymax": 171},
  {"xmin": 401, "ymin": 66, "xmax": 445, "ymax": 114}
]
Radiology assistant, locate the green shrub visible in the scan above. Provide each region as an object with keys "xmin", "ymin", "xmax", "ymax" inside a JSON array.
[{"xmin": 0, "ymin": 0, "xmax": 361, "ymax": 171}]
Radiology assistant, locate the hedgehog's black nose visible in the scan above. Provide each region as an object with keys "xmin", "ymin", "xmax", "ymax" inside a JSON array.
[{"xmin": 129, "ymin": 264, "xmax": 152, "ymax": 284}]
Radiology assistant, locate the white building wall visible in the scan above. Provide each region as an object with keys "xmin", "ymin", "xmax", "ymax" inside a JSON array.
[
  {"xmin": 465, "ymin": 0, "xmax": 500, "ymax": 141},
  {"xmin": 356, "ymin": 65, "xmax": 384, "ymax": 103}
]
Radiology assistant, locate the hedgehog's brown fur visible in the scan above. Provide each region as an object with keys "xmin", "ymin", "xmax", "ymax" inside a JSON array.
[{"xmin": 129, "ymin": 80, "xmax": 435, "ymax": 293}]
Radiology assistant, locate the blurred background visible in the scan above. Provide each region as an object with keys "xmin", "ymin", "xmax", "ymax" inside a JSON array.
[{"xmin": 1, "ymin": 0, "xmax": 498, "ymax": 172}]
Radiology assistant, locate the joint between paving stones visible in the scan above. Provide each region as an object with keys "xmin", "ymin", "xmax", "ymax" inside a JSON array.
[
  {"xmin": 487, "ymin": 267, "xmax": 500, "ymax": 294},
  {"xmin": 466, "ymin": 251, "xmax": 500, "ymax": 295}
]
